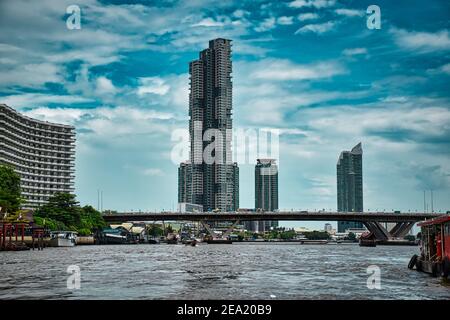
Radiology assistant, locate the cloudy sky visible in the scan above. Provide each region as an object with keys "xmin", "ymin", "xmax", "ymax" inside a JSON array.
[{"xmin": 1, "ymin": 0, "xmax": 449, "ymax": 229}]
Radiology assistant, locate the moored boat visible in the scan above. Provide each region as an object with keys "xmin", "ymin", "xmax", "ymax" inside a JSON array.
[
  {"xmin": 408, "ymin": 215, "xmax": 450, "ymax": 278},
  {"xmin": 49, "ymin": 231, "xmax": 77, "ymax": 247}
]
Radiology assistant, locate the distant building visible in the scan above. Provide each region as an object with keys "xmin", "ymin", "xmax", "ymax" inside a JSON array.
[
  {"xmin": 177, "ymin": 38, "xmax": 239, "ymax": 212},
  {"xmin": 337, "ymin": 143, "xmax": 364, "ymax": 233},
  {"xmin": 253, "ymin": 159, "xmax": 279, "ymax": 232},
  {"xmin": 324, "ymin": 223, "xmax": 333, "ymax": 233},
  {"xmin": 177, "ymin": 202, "xmax": 203, "ymax": 213},
  {"xmin": 178, "ymin": 161, "xmax": 192, "ymax": 204},
  {"xmin": 0, "ymin": 104, "xmax": 75, "ymax": 209}
]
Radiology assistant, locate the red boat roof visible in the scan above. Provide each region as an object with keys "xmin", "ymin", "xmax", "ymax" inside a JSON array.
[{"xmin": 417, "ymin": 215, "xmax": 450, "ymax": 227}]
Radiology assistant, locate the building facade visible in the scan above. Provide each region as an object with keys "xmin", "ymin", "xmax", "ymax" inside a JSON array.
[
  {"xmin": 0, "ymin": 104, "xmax": 75, "ymax": 209},
  {"xmin": 178, "ymin": 38, "xmax": 239, "ymax": 212},
  {"xmin": 253, "ymin": 159, "xmax": 278, "ymax": 232},
  {"xmin": 337, "ymin": 142, "xmax": 364, "ymax": 233}
]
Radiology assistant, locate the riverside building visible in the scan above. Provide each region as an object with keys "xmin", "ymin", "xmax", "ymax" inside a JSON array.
[
  {"xmin": 336, "ymin": 142, "xmax": 364, "ymax": 233},
  {"xmin": 0, "ymin": 104, "xmax": 76, "ymax": 209}
]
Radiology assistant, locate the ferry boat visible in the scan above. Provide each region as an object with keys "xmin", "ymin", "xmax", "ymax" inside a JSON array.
[
  {"xmin": 408, "ymin": 215, "xmax": 450, "ymax": 278},
  {"xmin": 49, "ymin": 231, "xmax": 77, "ymax": 247}
]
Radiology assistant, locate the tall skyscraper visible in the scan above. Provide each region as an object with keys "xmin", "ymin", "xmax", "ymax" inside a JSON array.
[
  {"xmin": 178, "ymin": 38, "xmax": 239, "ymax": 212},
  {"xmin": 337, "ymin": 142, "xmax": 364, "ymax": 233},
  {"xmin": 254, "ymin": 159, "xmax": 278, "ymax": 232}
]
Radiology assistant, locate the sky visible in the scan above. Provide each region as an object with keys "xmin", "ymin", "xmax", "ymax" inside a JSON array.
[{"xmin": 0, "ymin": 0, "xmax": 449, "ymax": 230}]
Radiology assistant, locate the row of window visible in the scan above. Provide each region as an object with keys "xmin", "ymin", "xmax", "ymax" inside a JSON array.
[
  {"xmin": 1, "ymin": 118, "xmax": 74, "ymax": 141},
  {"xmin": 1, "ymin": 129, "xmax": 74, "ymax": 148},
  {"xmin": 0, "ymin": 107, "xmax": 73, "ymax": 134},
  {"xmin": 1, "ymin": 134, "xmax": 74, "ymax": 154}
]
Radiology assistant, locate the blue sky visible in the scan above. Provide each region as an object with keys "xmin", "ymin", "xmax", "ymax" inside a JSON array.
[{"xmin": 0, "ymin": 0, "xmax": 449, "ymax": 229}]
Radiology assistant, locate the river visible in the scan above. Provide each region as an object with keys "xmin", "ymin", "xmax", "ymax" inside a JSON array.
[{"xmin": 1, "ymin": 243, "xmax": 449, "ymax": 299}]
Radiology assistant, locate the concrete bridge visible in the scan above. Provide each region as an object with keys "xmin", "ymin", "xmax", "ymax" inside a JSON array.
[{"xmin": 103, "ymin": 211, "xmax": 445, "ymax": 241}]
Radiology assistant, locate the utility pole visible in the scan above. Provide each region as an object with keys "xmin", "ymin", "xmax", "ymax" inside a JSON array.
[
  {"xmin": 423, "ymin": 190, "xmax": 426, "ymax": 213},
  {"xmin": 430, "ymin": 190, "xmax": 434, "ymax": 213}
]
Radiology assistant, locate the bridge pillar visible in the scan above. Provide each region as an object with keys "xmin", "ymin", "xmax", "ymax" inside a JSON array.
[
  {"xmin": 200, "ymin": 220, "xmax": 240, "ymax": 240},
  {"xmin": 363, "ymin": 221, "xmax": 415, "ymax": 241},
  {"xmin": 390, "ymin": 222, "xmax": 415, "ymax": 238},
  {"xmin": 363, "ymin": 222, "xmax": 390, "ymax": 241}
]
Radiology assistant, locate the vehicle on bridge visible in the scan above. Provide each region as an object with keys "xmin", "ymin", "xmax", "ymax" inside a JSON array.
[{"xmin": 408, "ymin": 215, "xmax": 450, "ymax": 278}]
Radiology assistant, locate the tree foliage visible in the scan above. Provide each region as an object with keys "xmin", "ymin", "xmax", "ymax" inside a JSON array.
[
  {"xmin": 304, "ymin": 231, "xmax": 330, "ymax": 240},
  {"xmin": 148, "ymin": 225, "xmax": 163, "ymax": 237},
  {"xmin": 0, "ymin": 164, "xmax": 22, "ymax": 213},
  {"xmin": 34, "ymin": 193, "xmax": 106, "ymax": 235},
  {"xmin": 347, "ymin": 232, "xmax": 356, "ymax": 241}
]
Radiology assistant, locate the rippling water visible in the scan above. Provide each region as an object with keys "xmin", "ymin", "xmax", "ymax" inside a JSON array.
[{"xmin": 1, "ymin": 243, "xmax": 449, "ymax": 299}]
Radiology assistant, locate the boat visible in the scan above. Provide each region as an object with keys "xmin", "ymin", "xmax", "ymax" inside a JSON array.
[
  {"xmin": 359, "ymin": 231, "xmax": 377, "ymax": 247},
  {"xmin": 184, "ymin": 239, "xmax": 198, "ymax": 246},
  {"xmin": 165, "ymin": 233, "xmax": 178, "ymax": 244},
  {"xmin": 49, "ymin": 231, "xmax": 77, "ymax": 247},
  {"xmin": 408, "ymin": 215, "xmax": 450, "ymax": 278},
  {"xmin": 359, "ymin": 239, "xmax": 377, "ymax": 247},
  {"xmin": 298, "ymin": 239, "xmax": 329, "ymax": 245},
  {"xmin": 206, "ymin": 239, "xmax": 232, "ymax": 244}
]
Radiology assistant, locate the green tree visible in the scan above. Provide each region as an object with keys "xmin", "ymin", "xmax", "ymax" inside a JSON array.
[
  {"xmin": 304, "ymin": 231, "xmax": 331, "ymax": 240},
  {"xmin": 34, "ymin": 193, "xmax": 105, "ymax": 235},
  {"xmin": 165, "ymin": 225, "xmax": 174, "ymax": 235},
  {"xmin": 80, "ymin": 205, "xmax": 106, "ymax": 231},
  {"xmin": 36, "ymin": 193, "xmax": 81, "ymax": 229},
  {"xmin": 148, "ymin": 225, "xmax": 163, "ymax": 237},
  {"xmin": 347, "ymin": 232, "xmax": 356, "ymax": 241},
  {"xmin": 0, "ymin": 164, "xmax": 22, "ymax": 213}
]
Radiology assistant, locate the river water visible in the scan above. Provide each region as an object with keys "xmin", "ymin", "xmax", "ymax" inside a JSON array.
[{"xmin": 1, "ymin": 243, "xmax": 449, "ymax": 300}]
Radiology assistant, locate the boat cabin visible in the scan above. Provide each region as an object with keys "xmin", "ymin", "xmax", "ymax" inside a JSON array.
[{"xmin": 409, "ymin": 215, "xmax": 450, "ymax": 278}]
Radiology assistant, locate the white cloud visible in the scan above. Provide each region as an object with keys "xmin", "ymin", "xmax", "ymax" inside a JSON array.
[
  {"xmin": 232, "ymin": 10, "xmax": 249, "ymax": 18},
  {"xmin": 137, "ymin": 77, "xmax": 170, "ymax": 96},
  {"xmin": 96, "ymin": 77, "xmax": 117, "ymax": 95},
  {"xmin": 295, "ymin": 21, "xmax": 335, "ymax": 34},
  {"xmin": 288, "ymin": 0, "xmax": 336, "ymax": 9},
  {"xmin": 277, "ymin": 16, "xmax": 294, "ymax": 25},
  {"xmin": 249, "ymin": 59, "xmax": 345, "ymax": 81},
  {"xmin": 430, "ymin": 63, "xmax": 450, "ymax": 75},
  {"xmin": 0, "ymin": 63, "xmax": 62, "ymax": 88},
  {"xmin": 1, "ymin": 93, "xmax": 93, "ymax": 108},
  {"xmin": 255, "ymin": 17, "xmax": 276, "ymax": 32},
  {"xmin": 334, "ymin": 9, "xmax": 364, "ymax": 17},
  {"xmin": 298, "ymin": 13, "xmax": 320, "ymax": 21},
  {"xmin": 191, "ymin": 17, "xmax": 226, "ymax": 27},
  {"xmin": 305, "ymin": 102, "xmax": 450, "ymax": 139},
  {"xmin": 21, "ymin": 106, "xmax": 89, "ymax": 125},
  {"xmin": 392, "ymin": 28, "xmax": 450, "ymax": 52},
  {"xmin": 342, "ymin": 47, "xmax": 367, "ymax": 56}
]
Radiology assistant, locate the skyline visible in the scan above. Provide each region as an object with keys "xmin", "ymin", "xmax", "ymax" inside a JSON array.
[{"xmin": 0, "ymin": 0, "xmax": 449, "ymax": 230}]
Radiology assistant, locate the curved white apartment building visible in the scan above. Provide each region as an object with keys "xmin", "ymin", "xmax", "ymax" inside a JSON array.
[{"xmin": 0, "ymin": 104, "xmax": 75, "ymax": 209}]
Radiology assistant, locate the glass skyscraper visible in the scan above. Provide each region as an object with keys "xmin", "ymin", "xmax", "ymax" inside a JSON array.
[
  {"xmin": 178, "ymin": 39, "xmax": 239, "ymax": 212},
  {"xmin": 254, "ymin": 159, "xmax": 278, "ymax": 232},
  {"xmin": 337, "ymin": 143, "xmax": 364, "ymax": 233}
]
